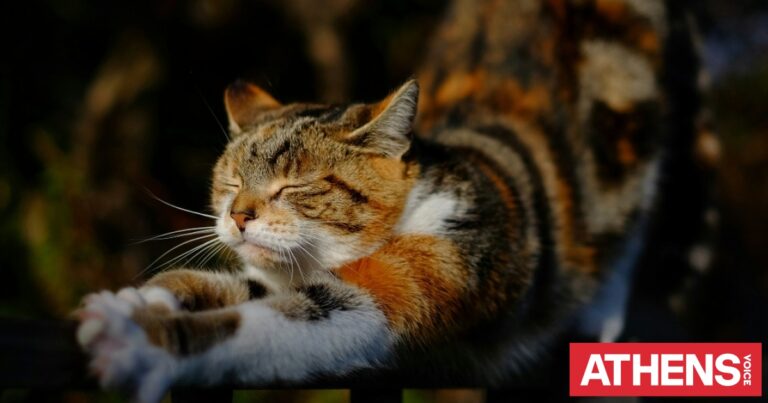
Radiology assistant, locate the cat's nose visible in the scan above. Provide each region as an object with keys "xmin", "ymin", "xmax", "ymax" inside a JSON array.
[{"xmin": 230, "ymin": 210, "xmax": 256, "ymax": 232}]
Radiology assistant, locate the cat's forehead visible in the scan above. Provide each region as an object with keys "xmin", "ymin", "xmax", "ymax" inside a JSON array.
[
  {"xmin": 234, "ymin": 104, "xmax": 348, "ymax": 141},
  {"xmin": 230, "ymin": 102, "xmax": 368, "ymax": 152},
  {"xmin": 217, "ymin": 101, "xmax": 374, "ymax": 183},
  {"xmin": 221, "ymin": 118, "xmax": 324, "ymax": 180}
]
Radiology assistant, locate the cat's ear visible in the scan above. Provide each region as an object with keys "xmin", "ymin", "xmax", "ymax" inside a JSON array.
[
  {"xmin": 343, "ymin": 79, "xmax": 419, "ymax": 159},
  {"xmin": 224, "ymin": 80, "xmax": 282, "ymax": 135}
]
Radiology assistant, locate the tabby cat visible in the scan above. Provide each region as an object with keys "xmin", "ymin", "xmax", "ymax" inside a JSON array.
[{"xmin": 76, "ymin": 0, "xmax": 713, "ymax": 401}]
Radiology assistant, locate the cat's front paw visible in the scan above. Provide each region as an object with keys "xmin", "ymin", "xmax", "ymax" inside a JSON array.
[{"xmin": 76, "ymin": 291, "xmax": 177, "ymax": 403}]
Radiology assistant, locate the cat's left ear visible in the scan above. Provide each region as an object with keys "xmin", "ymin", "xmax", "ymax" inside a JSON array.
[
  {"xmin": 343, "ymin": 80, "xmax": 419, "ymax": 159},
  {"xmin": 224, "ymin": 80, "xmax": 282, "ymax": 135}
]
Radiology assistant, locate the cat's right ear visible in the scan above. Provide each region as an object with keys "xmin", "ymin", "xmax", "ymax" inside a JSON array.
[
  {"xmin": 224, "ymin": 80, "xmax": 282, "ymax": 135},
  {"xmin": 342, "ymin": 79, "xmax": 419, "ymax": 159}
]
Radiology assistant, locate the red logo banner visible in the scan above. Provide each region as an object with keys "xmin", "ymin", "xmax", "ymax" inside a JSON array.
[{"xmin": 570, "ymin": 343, "xmax": 762, "ymax": 396}]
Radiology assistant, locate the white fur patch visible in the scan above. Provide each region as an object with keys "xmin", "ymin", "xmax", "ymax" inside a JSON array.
[
  {"xmin": 175, "ymin": 297, "xmax": 393, "ymax": 384},
  {"xmin": 395, "ymin": 183, "xmax": 460, "ymax": 235}
]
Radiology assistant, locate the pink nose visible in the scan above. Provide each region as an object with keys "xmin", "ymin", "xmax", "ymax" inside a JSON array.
[{"xmin": 230, "ymin": 210, "xmax": 256, "ymax": 232}]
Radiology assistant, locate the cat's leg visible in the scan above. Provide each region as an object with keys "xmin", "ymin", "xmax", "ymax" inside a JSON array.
[{"xmin": 77, "ymin": 278, "xmax": 391, "ymax": 403}]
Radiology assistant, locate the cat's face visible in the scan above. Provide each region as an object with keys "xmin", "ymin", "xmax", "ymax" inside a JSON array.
[{"xmin": 212, "ymin": 80, "xmax": 419, "ymax": 272}]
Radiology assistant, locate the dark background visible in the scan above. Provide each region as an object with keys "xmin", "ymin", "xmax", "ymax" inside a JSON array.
[{"xmin": 0, "ymin": 0, "xmax": 766, "ymax": 402}]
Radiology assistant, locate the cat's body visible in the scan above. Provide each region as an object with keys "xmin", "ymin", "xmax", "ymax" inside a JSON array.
[{"xmin": 76, "ymin": 0, "xmax": 712, "ymax": 401}]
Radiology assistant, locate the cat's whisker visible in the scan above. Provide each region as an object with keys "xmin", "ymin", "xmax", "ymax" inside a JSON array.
[
  {"xmin": 136, "ymin": 234, "xmax": 219, "ymax": 279},
  {"xmin": 139, "ymin": 234, "xmax": 215, "ymax": 275},
  {"xmin": 298, "ymin": 237, "xmax": 323, "ymax": 246},
  {"xmin": 199, "ymin": 243, "xmax": 228, "ymax": 269},
  {"xmin": 171, "ymin": 238, "xmax": 222, "ymax": 271},
  {"xmin": 296, "ymin": 242, "xmax": 324, "ymax": 268},
  {"xmin": 151, "ymin": 239, "xmax": 220, "ymax": 274},
  {"xmin": 144, "ymin": 188, "xmax": 219, "ymax": 220},
  {"xmin": 299, "ymin": 235, "xmax": 323, "ymax": 246},
  {"xmin": 214, "ymin": 244, "xmax": 231, "ymax": 266},
  {"xmin": 189, "ymin": 239, "xmax": 223, "ymax": 267},
  {"xmin": 224, "ymin": 247, "xmax": 237, "ymax": 265},
  {"xmin": 287, "ymin": 248, "xmax": 305, "ymax": 284},
  {"xmin": 131, "ymin": 227, "xmax": 217, "ymax": 245},
  {"xmin": 295, "ymin": 259, "xmax": 307, "ymax": 284},
  {"xmin": 176, "ymin": 242, "xmax": 218, "ymax": 269},
  {"xmin": 296, "ymin": 235, "xmax": 326, "ymax": 249},
  {"xmin": 279, "ymin": 248, "xmax": 294, "ymax": 287},
  {"xmin": 286, "ymin": 250, "xmax": 295, "ymax": 286},
  {"xmin": 193, "ymin": 82, "xmax": 231, "ymax": 142},
  {"xmin": 196, "ymin": 243, "xmax": 220, "ymax": 269}
]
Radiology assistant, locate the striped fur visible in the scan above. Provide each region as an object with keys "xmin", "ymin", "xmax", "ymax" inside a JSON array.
[{"xmin": 76, "ymin": 1, "xmax": 711, "ymax": 401}]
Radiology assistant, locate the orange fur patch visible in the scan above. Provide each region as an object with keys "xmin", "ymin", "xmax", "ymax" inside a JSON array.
[
  {"xmin": 370, "ymin": 157, "xmax": 406, "ymax": 181},
  {"xmin": 337, "ymin": 235, "xmax": 468, "ymax": 342}
]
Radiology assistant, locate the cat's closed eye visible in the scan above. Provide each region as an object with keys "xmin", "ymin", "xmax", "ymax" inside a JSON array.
[
  {"xmin": 214, "ymin": 179, "xmax": 241, "ymax": 193},
  {"xmin": 271, "ymin": 183, "xmax": 313, "ymax": 200}
]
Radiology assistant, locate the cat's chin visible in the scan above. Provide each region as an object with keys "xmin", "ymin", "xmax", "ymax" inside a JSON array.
[{"xmin": 236, "ymin": 242, "xmax": 289, "ymax": 267}]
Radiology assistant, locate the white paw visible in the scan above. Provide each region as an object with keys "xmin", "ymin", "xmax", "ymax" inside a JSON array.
[{"xmin": 77, "ymin": 290, "xmax": 177, "ymax": 403}]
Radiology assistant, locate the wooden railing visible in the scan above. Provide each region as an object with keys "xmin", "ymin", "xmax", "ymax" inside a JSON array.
[{"xmin": 0, "ymin": 317, "xmax": 560, "ymax": 403}]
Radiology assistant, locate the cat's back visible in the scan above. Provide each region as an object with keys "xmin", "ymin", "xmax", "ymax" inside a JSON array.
[
  {"xmin": 415, "ymin": 0, "xmax": 704, "ymax": 269},
  {"xmin": 412, "ymin": 0, "xmax": 712, "ymax": 346}
]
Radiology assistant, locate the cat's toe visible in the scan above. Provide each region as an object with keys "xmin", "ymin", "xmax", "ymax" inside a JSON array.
[
  {"xmin": 76, "ymin": 316, "xmax": 105, "ymax": 347},
  {"xmin": 116, "ymin": 287, "xmax": 147, "ymax": 308}
]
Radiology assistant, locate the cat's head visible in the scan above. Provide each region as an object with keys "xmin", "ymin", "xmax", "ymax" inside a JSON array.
[{"xmin": 212, "ymin": 80, "xmax": 420, "ymax": 273}]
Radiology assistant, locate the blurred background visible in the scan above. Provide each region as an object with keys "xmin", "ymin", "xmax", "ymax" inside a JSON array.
[{"xmin": 0, "ymin": 0, "xmax": 766, "ymax": 402}]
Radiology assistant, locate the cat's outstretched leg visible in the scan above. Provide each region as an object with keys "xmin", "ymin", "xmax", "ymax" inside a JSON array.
[{"xmin": 76, "ymin": 278, "xmax": 391, "ymax": 403}]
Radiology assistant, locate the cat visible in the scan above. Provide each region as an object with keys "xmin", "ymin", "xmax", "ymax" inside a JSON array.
[{"xmin": 76, "ymin": 0, "xmax": 714, "ymax": 401}]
